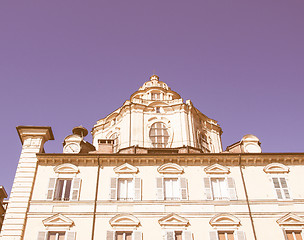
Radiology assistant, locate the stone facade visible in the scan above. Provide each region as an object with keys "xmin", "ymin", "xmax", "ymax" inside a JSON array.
[{"xmin": 0, "ymin": 75, "xmax": 303, "ymax": 240}]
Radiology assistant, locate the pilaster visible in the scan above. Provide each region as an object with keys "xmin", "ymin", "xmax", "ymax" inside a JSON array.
[{"xmin": 0, "ymin": 126, "xmax": 54, "ymax": 240}]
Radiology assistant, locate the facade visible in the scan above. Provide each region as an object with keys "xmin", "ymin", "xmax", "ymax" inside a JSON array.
[{"xmin": 0, "ymin": 75, "xmax": 304, "ymax": 240}]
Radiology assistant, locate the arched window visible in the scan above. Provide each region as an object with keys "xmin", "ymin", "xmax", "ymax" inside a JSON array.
[
  {"xmin": 149, "ymin": 122, "xmax": 169, "ymax": 148},
  {"xmin": 110, "ymin": 133, "xmax": 119, "ymax": 153}
]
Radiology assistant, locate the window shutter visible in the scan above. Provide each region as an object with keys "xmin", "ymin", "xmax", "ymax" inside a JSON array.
[
  {"xmin": 235, "ymin": 231, "xmax": 246, "ymax": 240},
  {"xmin": 65, "ymin": 231, "xmax": 76, "ymax": 240},
  {"xmin": 180, "ymin": 178, "xmax": 188, "ymax": 200},
  {"xmin": 227, "ymin": 177, "xmax": 237, "ymax": 200},
  {"xmin": 133, "ymin": 231, "xmax": 142, "ymax": 240},
  {"xmin": 134, "ymin": 178, "xmax": 142, "ymax": 200},
  {"xmin": 166, "ymin": 231, "xmax": 175, "ymax": 240},
  {"xmin": 156, "ymin": 177, "xmax": 164, "ymax": 200},
  {"xmin": 37, "ymin": 231, "xmax": 47, "ymax": 240},
  {"xmin": 71, "ymin": 178, "xmax": 81, "ymax": 201},
  {"xmin": 110, "ymin": 178, "xmax": 118, "ymax": 200},
  {"xmin": 47, "ymin": 178, "xmax": 56, "ymax": 200},
  {"xmin": 107, "ymin": 231, "xmax": 115, "ymax": 240},
  {"xmin": 209, "ymin": 231, "xmax": 218, "ymax": 240},
  {"xmin": 203, "ymin": 178, "xmax": 212, "ymax": 200},
  {"xmin": 182, "ymin": 230, "xmax": 193, "ymax": 240},
  {"xmin": 272, "ymin": 177, "xmax": 283, "ymax": 199}
]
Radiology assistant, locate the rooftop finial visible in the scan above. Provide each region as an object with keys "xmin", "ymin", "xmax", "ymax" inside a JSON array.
[{"xmin": 150, "ymin": 74, "xmax": 159, "ymax": 81}]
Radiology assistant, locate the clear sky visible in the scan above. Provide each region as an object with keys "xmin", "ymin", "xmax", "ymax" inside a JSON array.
[{"xmin": 0, "ymin": 0, "xmax": 303, "ymax": 195}]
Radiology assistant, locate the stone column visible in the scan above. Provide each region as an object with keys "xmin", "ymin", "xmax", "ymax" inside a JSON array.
[{"xmin": 0, "ymin": 126, "xmax": 54, "ymax": 240}]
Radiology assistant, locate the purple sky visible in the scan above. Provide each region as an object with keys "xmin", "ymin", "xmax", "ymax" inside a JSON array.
[{"xmin": 1, "ymin": 0, "xmax": 303, "ymax": 195}]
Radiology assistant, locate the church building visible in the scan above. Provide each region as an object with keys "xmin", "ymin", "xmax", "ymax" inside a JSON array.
[{"xmin": 1, "ymin": 75, "xmax": 303, "ymax": 240}]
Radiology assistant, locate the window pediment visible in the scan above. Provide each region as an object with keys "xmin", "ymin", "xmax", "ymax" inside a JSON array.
[
  {"xmin": 158, "ymin": 213, "xmax": 189, "ymax": 227},
  {"xmin": 158, "ymin": 163, "xmax": 184, "ymax": 174},
  {"xmin": 204, "ymin": 164, "xmax": 230, "ymax": 174},
  {"xmin": 264, "ymin": 163, "xmax": 289, "ymax": 174},
  {"xmin": 43, "ymin": 214, "xmax": 74, "ymax": 227},
  {"xmin": 209, "ymin": 214, "xmax": 240, "ymax": 227},
  {"xmin": 54, "ymin": 163, "xmax": 79, "ymax": 174},
  {"xmin": 109, "ymin": 214, "xmax": 140, "ymax": 227},
  {"xmin": 114, "ymin": 163, "xmax": 139, "ymax": 174},
  {"xmin": 277, "ymin": 213, "xmax": 304, "ymax": 226}
]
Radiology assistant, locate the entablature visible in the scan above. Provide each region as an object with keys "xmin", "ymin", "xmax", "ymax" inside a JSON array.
[{"xmin": 36, "ymin": 153, "xmax": 304, "ymax": 166}]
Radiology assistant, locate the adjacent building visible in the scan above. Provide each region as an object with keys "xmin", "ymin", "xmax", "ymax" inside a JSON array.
[{"xmin": 1, "ymin": 75, "xmax": 303, "ymax": 240}]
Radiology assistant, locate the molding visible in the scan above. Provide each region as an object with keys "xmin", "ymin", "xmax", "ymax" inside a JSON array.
[
  {"xmin": 114, "ymin": 163, "xmax": 139, "ymax": 174},
  {"xmin": 158, "ymin": 163, "xmax": 184, "ymax": 174},
  {"xmin": 109, "ymin": 214, "xmax": 140, "ymax": 227},
  {"xmin": 43, "ymin": 213, "xmax": 74, "ymax": 227},
  {"xmin": 264, "ymin": 163, "xmax": 290, "ymax": 174},
  {"xmin": 209, "ymin": 214, "xmax": 240, "ymax": 227},
  {"xmin": 158, "ymin": 213, "xmax": 189, "ymax": 227},
  {"xmin": 54, "ymin": 163, "xmax": 79, "ymax": 174},
  {"xmin": 277, "ymin": 213, "xmax": 304, "ymax": 226},
  {"xmin": 204, "ymin": 164, "xmax": 230, "ymax": 174}
]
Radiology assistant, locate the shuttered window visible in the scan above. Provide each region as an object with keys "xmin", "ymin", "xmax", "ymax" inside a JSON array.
[
  {"xmin": 209, "ymin": 231, "xmax": 245, "ymax": 240},
  {"xmin": 37, "ymin": 231, "xmax": 76, "ymax": 240},
  {"xmin": 111, "ymin": 178, "xmax": 141, "ymax": 201},
  {"xmin": 204, "ymin": 177, "xmax": 237, "ymax": 200},
  {"xmin": 166, "ymin": 231, "xmax": 193, "ymax": 240},
  {"xmin": 49, "ymin": 178, "xmax": 81, "ymax": 201},
  {"xmin": 159, "ymin": 177, "xmax": 188, "ymax": 201},
  {"xmin": 272, "ymin": 177, "xmax": 291, "ymax": 200}
]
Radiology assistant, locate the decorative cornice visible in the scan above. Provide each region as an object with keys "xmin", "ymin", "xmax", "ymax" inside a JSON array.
[{"xmin": 36, "ymin": 153, "xmax": 304, "ymax": 166}]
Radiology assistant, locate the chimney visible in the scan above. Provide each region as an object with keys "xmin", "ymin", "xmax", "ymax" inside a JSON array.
[{"xmin": 98, "ymin": 139, "xmax": 114, "ymax": 153}]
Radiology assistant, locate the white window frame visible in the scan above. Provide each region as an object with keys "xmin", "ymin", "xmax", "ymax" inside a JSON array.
[
  {"xmin": 157, "ymin": 175, "xmax": 188, "ymax": 201},
  {"xmin": 37, "ymin": 231, "xmax": 76, "ymax": 240},
  {"xmin": 164, "ymin": 177, "xmax": 180, "ymax": 201},
  {"xmin": 117, "ymin": 178, "xmax": 135, "ymax": 201},
  {"xmin": 110, "ymin": 175, "xmax": 141, "ymax": 201},
  {"xmin": 204, "ymin": 175, "xmax": 237, "ymax": 201},
  {"xmin": 54, "ymin": 179, "xmax": 73, "ymax": 201},
  {"xmin": 270, "ymin": 174, "xmax": 292, "ymax": 200},
  {"xmin": 210, "ymin": 229, "xmax": 246, "ymax": 240},
  {"xmin": 210, "ymin": 177, "xmax": 229, "ymax": 200}
]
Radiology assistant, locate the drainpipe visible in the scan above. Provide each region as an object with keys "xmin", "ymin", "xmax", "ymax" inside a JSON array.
[
  {"xmin": 91, "ymin": 156, "xmax": 100, "ymax": 240},
  {"xmin": 239, "ymin": 154, "xmax": 258, "ymax": 240}
]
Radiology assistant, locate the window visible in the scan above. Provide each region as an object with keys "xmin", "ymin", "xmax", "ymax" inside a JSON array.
[
  {"xmin": 211, "ymin": 178, "xmax": 229, "ymax": 200},
  {"xmin": 203, "ymin": 177, "xmax": 237, "ymax": 200},
  {"xmin": 164, "ymin": 178, "xmax": 179, "ymax": 200},
  {"xmin": 209, "ymin": 231, "xmax": 246, "ymax": 240},
  {"xmin": 110, "ymin": 178, "xmax": 141, "ymax": 201},
  {"xmin": 156, "ymin": 177, "xmax": 188, "ymax": 200},
  {"xmin": 48, "ymin": 232, "xmax": 65, "ymax": 240},
  {"xmin": 151, "ymin": 92, "xmax": 161, "ymax": 100},
  {"xmin": 54, "ymin": 179, "xmax": 72, "ymax": 201},
  {"xmin": 110, "ymin": 133, "xmax": 119, "ymax": 153},
  {"xmin": 149, "ymin": 122, "xmax": 169, "ymax": 148},
  {"xmin": 174, "ymin": 231, "xmax": 182, "ymax": 240},
  {"xmin": 47, "ymin": 178, "xmax": 81, "ymax": 201},
  {"xmin": 272, "ymin": 177, "xmax": 291, "ymax": 200},
  {"xmin": 218, "ymin": 232, "xmax": 234, "ymax": 240},
  {"xmin": 285, "ymin": 230, "xmax": 303, "ymax": 240},
  {"xmin": 116, "ymin": 232, "xmax": 132, "ymax": 240},
  {"xmin": 165, "ymin": 230, "xmax": 192, "ymax": 240},
  {"xmin": 118, "ymin": 179, "xmax": 134, "ymax": 200}
]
